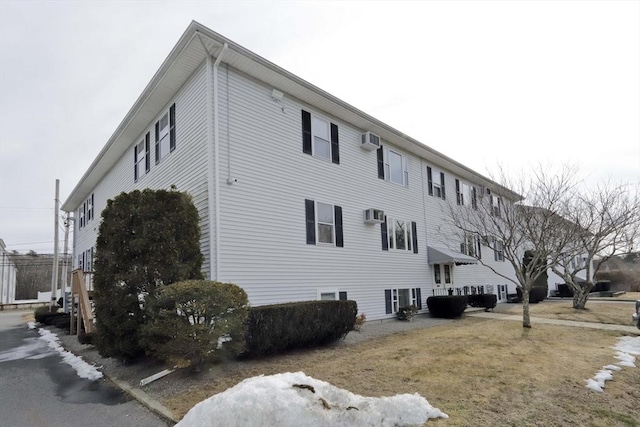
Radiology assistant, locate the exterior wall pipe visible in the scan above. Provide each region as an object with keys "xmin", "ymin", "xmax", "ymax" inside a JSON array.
[{"xmin": 211, "ymin": 43, "xmax": 227, "ymax": 280}]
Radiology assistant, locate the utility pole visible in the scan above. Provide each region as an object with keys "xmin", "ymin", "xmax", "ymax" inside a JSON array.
[
  {"xmin": 61, "ymin": 212, "xmax": 71, "ymax": 290},
  {"xmin": 51, "ymin": 179, "xmax": 60, "ymax": 310}
]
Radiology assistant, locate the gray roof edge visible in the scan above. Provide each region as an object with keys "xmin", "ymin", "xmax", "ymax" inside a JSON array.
[
  {"xmin": 62, "ymin": 21, "xmax": 522, "ymax": 211},
  {"xmin": 62, "ymin": 21, "xmax": 204, "ymax": 211}
]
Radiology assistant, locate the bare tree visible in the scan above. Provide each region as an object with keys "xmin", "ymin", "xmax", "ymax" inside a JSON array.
[
  {"xmin": 447, "ymin": 164, "xmax": 577, "ymax": 328},
  {"xmin": 551, "ymin": 182, "xmax": 639, "ymax": 309}
]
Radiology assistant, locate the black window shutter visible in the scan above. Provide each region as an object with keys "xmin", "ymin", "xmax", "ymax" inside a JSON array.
[
  {"xmin": 455, "ymin": 179, "xmax": 461, "ymax": 205},
  {"xmin": 376, "ymin": 146, "xmax": 384, "ymax": 179},
  {"xmin": 305, "ymin": 199, "xmax": 316, "ymax": 245},
  {"xmin": 338, "ymin": 291, "xmax": 347, "ymax": 301},
  {"xmin": 411, "ymin": 221, "xmax": 418, "ymax": 254},
  {"xmin": 169, "ymin": 103, "xmax": 176, "ymax": 152},
  {"xmin": 334, "ymin": 205, "xmax": 343, "ymax": 247},
  {"xmin": 472, "ymin": 187, "xmax": 477, "ymax": 209},
  {"xmin": 302, "ymin": 110, "xmax": 312, "ymax": 155},
  {"xmin": 155, "ymin": 121, "xmax": 160, "ymax": 164},
  {"xmin": 134, "ymin": 145, "xmax": 138, "ymax": 181},
  {"xmin": 477, "ymin": 237, "xmax": 482, "ymax": 259},
  {"xmin": 416, "ymin": 288, "xmax": 422, "ymax": 309},
  {"xmin": 385, "ymin": 289, "xmax": 392, "ymax": 314},
  {"xmin": 381, "ymin": 215, "xmax": 388, "ymax": 251},
  {"xmin": 440, "ymin": 172, "xmax": 446, "ymax": 200},
  {"xmin": 427, "ymin": 167, "xmax": 433, "ymax": 196},
  {"xmin": 330, "ymin": 123, "xmax": 340, "ymax": 164},
  {"xmin": 145, "ymin": 132, "xmax": 150, "ymax": 172}
]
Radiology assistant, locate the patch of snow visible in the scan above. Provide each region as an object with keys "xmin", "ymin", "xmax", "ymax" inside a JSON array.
[
  {"xmin": 614, "ymin": 351, "xmax": 636, "ymax": 368},
  {"xmin": 37, "ymin": 328, "xmax": 103, "ymax": 381},
  {"xmin": 613, "ymin": 336, "xmax": 640, "ymax": 356},
  {"xmin": 176, "ymin": 371, "xmax": 448, "ymax": 427},
  {"xmin": 27, "ymin": 322, "xmax": 37, "ymax": 329},
  {"xmin": 586, "ymin": 336, "xmax": 640, "ymax": 392},
  {"xmin": 586, "ymin": 378, "xmax": 604, "ymax": 393}
]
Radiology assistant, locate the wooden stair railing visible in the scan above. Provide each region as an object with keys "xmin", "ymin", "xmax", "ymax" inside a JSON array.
[{"xmin": 70, "ymin": 269, "xmax": 94, "ymax": 335}]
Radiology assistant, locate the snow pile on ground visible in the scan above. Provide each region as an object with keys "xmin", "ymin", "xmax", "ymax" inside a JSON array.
[
  {"xmin": 27, "ymin": 321, "xmax": 37, "ymax": 329},
  {"xmin": 37, "ymin": 328, "xmax": 103, "ymax": 381},
  {"xmin": 586, "ymin": 336, "xmax": 639, "ymax": 392},
  {"xmin": 176, "ymin": 371, "xmax": 448, "ymax": 427}
]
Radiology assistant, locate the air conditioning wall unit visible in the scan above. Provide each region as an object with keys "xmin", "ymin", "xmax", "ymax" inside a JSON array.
[
  {"xmin": 363, "ymin": 208, "xmax": 385, "ymax": 224},
  {"xmin": 361, "ymin": 131, "xmax": 381, "ymax": 151}
]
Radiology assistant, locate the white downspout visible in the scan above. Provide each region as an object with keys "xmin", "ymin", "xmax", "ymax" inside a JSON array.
[{"xmin": 209, "ymin": 43, "xmax": 227, "ymax": 281}]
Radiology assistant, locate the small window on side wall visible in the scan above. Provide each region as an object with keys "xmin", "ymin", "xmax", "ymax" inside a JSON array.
[
  {"xmin": 301, "ymin": 110, "xmax": 340, "ymax": 164},
  {"xmin": 305, "ymin": 199, "xmax": 343, "ymax": 247}
]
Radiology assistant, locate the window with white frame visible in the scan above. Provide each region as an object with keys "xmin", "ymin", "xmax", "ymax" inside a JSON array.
[
  {"xmin": 312, "ymin": 116, "xmax": 331, "ymax": 160},
  {"xmin": 377, "ymin": 146, "xmax": 408, "ymax": 186},
  {"xmin": 456, "ymin": 180, "xmax": 477, "ymax": 209},
  {"xmin": 490, "ymin": 194, "xmax": 501, "ymax": 217},
  {"xmin": 134, "ymin": 133, "xmax": 150, "ymax": 181},
  {"xmin": 318, "ymin": 290, "xmax": 348, "ymax": 301},
  {"xmin": 460, "ymin": 234, "xmax": 481, "ymax": 258},
  {"xmin": 78, "ymin": 202, "xmax": 86, "ymax": 229},
  {"xmin": 301, "ymin": 110, "xmax": 340, "ymax": 164},
  {"xmin": 155, "ymin": 103, "xmax": 176, "ymax": 164},
  {"xmin": 316, "ymin": 202, "xmax": 335, "ymax": 244},
  {"xmin": 382, "ymin": 217, "xmax": 418, "ymax": 253},
  {"xmin": 494, "ymin": 239, "xmax": 505, "ymax": 262},
  {"xmin": 443, "ymin": 265, "xmax": 451, "ymax": 284},
  {"xmin": 384, "ymin": 287, "xmax": 422, "ymax": 314},
  {"xmin": 86, "ymin": 194, "xmax": 94, "ymax": 222},
  {"xmin": 304, "ymin": 199, "xmax": 344, "ymax": 247},
  {"xmin": 427, "ymin": 167, "xmax": 445, "ymax": 199},
  {"xmin": 434, "ymin": 264, "xmax": 452, "ymax": 285}
]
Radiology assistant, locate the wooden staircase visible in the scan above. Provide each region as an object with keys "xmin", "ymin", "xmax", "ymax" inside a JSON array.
[{"xmin": 70, "ymin": 269, "xmax": 95, "ymax": 334}]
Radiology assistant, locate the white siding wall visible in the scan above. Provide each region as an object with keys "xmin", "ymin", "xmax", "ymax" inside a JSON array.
[
  {"xmin": 72, "ymin": 62, "xmax": 211, "ymax": 275},
  {"xmin": 71, "ymin": 58, "xmax": 521, "ymax": 320},
  {"xmin": 421, "ymin": 164, "xmax": 518, "ymax": 299},
  {"xmin": 217, "ymin": 65, "xmax": 430, "ymax": 319}
]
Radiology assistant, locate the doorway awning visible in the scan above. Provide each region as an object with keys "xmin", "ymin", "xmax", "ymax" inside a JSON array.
[{"xmin": 427, "ymin": 246, "xmax": 478, "ymax": 265}]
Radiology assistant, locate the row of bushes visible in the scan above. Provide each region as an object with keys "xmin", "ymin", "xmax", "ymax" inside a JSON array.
[{"xmin": 93, "ymin": 280, "xmax": 357, "ymax": 369}]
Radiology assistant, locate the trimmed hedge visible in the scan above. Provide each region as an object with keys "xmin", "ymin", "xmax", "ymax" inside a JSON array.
[
  {"xmin": 426, "ymin": 296, "xmax": 468, "ymax": 318},
  {"xmin": 244, "ymin": 300, "xmax": 357, "ymax": 357},
  {"xmin": 34, "ymin": 306, "xmax": 65, "ymax": 325},
  {"xmin": 591, "ymin": 282, "xmax": 611, "ymax": 293},
  {"xmin": 516, "ymin": 287, "xmax": 547, "ymax": 303},
  {"xmin": 468, "ymin": 294, "xmax": 497, "ymax": 311}
]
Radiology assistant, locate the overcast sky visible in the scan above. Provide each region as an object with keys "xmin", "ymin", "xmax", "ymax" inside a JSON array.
[{"xmin": 1, "ymin": 0, "xmax": 638, "ymax": 254}]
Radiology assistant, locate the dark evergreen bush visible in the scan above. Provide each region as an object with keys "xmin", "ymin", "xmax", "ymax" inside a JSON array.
[
  {"xmin": 244, "ymin": 300, "xmax": 357, "ymax": 357},
  {"xmin": 557, "ymin": 284, "xmax": 573, "ymax": 297},
  {"xmin": 35, "ymin": 306, "xmax": 65, "ymax": 325},
  {"xmin": 141, "ymin": 280, "xmax": 249, "ymax": 369},
  {"xmin": 591, "ymin": 281, "xmax": 611, "ymax": 293},
  {"xmin": 93, "ymin": 188, "xmax": 203, "ymax": 361},
  {"xmin": 468, "ymin": 294, "xmax": 497, "ymax": 310},
  {"xmin": 516, "ymin": 287, "xmax": 547, "ymax": 303},
  {"xmin": 51, "ymin": 314, "xmax": 71, "ymax": 333},
  {"xmin": 78, "ymin": 332, "xmax": 95, "ymax": 345},
  {"xmin": 426, "ymin": 296, "xmax": 468, "ymax": 318}
]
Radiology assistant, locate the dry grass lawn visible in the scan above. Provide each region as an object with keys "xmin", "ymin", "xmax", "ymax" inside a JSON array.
[
  {"xmin": 163, "ymin": 314, "xmax": 639, "ymax": 426},
  {"xmin": 497, "ymin": 293, "xmax": 640, "ymax": 326}
]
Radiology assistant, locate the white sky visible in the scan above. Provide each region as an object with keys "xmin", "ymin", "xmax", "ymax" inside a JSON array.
[{"xmin": 1, "ymin": 0, "xmax": 638, "ymax": 254}]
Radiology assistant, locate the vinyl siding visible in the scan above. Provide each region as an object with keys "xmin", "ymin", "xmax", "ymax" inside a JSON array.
[
  {"xmin": 72, "ymin": 62, "xmax": 211, "ymax": 276},
  {"xmin": 216, "ymin": 66, "xmax": 429, "ymax": 319}
]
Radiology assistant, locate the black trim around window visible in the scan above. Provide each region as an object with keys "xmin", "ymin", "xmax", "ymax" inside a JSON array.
[
  {"xmin": 305, "ymin": 199, "xmax": 316, "ymax": 245},
  {"xmin": 302, "ymin": 110, "xmax": 312, "ymax": 155}
]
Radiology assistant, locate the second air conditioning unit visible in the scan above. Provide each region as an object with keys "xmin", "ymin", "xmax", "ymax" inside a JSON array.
[
  {"xmin": 361, "ymin": 131, "xmax": 381, "ymax": 151},
  {"xmin": 363, "ymin": 208, "xmax": 385, "ymax": 224}
]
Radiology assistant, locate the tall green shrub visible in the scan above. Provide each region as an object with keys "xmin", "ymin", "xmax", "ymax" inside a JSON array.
[
  {"xmin": 93, "ymin": 188, "xmax": 203, "ymax": 360},
  {"xmin": 142, "ymin": 280, "xmax": 249, "ymax": 369}
]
